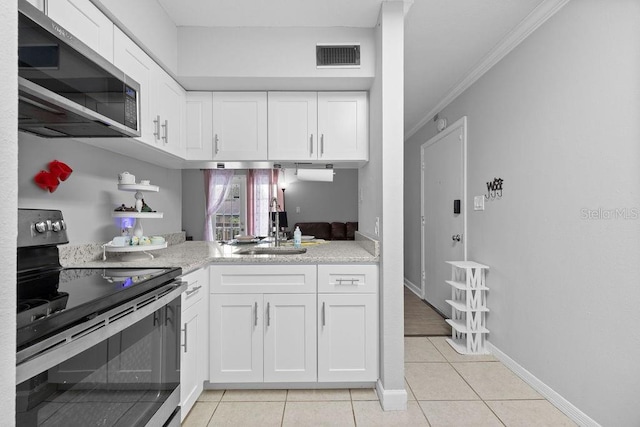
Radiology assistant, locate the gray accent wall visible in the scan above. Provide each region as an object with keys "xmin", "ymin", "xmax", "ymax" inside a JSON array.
[
  {"xmin": 285, "ymin": 169, "xmax": 358, "ymax": 226},
  {"xmin": 404, "ymin": 1, "xmax": 640, "ymax": 425},
  {"xmin": 18, "ymin": 134, "xmax": 183, "ymax": 245}
]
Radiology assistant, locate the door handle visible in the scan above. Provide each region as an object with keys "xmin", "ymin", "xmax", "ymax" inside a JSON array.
[
  {"xmin": 320, "ymin": 134, "xmax": 324, "ymax": 156},
  {"xmin": 214, "ymin": 134, "xmax": 219, "ymax": 155},
  {"xmin": 153, "ymin": 115, "xmax": 160, "ymax": 140},
  {"xmin": 322, "ymin": 302, "xmax": 326, "ymax": 326},
  {"xmin": 310, "ymin": 134, "xmax": 314, "ymax": 156},
  {"xmin": 452, "ymin": 234, "xmax": 462, "ymax": 242},
  {"xmin": 161, "ymin": 119, "xmax": 168, "ymax": 143}
]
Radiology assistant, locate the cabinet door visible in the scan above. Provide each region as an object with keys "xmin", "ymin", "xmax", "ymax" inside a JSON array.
[
  {"xmin": 268, "ymin": 92, "xmax": 317, "ymax": 160},
  {"xmin": 113, "ymin": 27, "xmax": 156, "ymax": 145},
  {"xmin": 213, "ymin": 92, "xmax": 267, "ymax": 161},
  {"xmin": 180, "ymin": 304, "xmax": 201, "ymax": 420},
  {"xmin": 186, "ymin": 92, "xmax": 213, "ymax": 160},
  {"xmin": 47, "ymin": 0, "xmax": 114, "ymax": 62},
  {"xmin": 156, "ymin": 68, "xmax": 186, "ymax": 158},
  {"xmin": 318, "ymin": 294, "xmax": 378, "ymax": 382},
  {"xmin": 264, "ymin": 294, "xmax": 317, "ymax": 382},
  {"xmin": 210, "ymin": 294, "xmax": 263, "ymax": 382},
  {"xmin": 317, "ymin": 92, "xmax": 368, "ymax": 161},
  {"xmin": 25, "ymin": 0, "xmax": 45, "ymax": 12}
]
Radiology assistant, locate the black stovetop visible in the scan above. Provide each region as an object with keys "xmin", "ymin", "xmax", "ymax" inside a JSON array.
[{"xmin": 17, "ymin": 266, "xmax": 181, "ymax": 350}]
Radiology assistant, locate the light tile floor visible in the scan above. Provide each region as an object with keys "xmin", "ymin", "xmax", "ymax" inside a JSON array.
[{"xmin": 182, "ymin": 337, "xmax": 577, "ymax": 426}]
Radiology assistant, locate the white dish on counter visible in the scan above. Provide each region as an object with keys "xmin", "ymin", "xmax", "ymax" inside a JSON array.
[{"xmin": 301, "ymin": 235, "xmax": 315, "ymax": 241}]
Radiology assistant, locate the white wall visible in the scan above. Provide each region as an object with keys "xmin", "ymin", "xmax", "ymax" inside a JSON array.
[
  {"xmin": 177, "ymin": 26, "xmax": 375, "ymax": 90},
  {"xmin": 360, "ymin": 1, "xmax": 406, "ymax": 410},
  {"xmin": 0, "ymin": 0, "xmax": 17, "ymax": 421},
  {"xmin": 94, "ymin": 0, "xmax": 179, "ymax": 74},
  {"xmin": 18, "ymin": 134, "xmax": 183, "ymax": 244},
  {"xmin": 404, "ymin": 1, "xmax": 640, "ymax": 425}
]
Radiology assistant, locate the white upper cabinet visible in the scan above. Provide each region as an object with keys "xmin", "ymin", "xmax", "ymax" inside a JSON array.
[
  {"xmin": 186, "ymin": 92, "xmax": 213, "ymax": 160},
  {"xmin": 268, "ymin": 92, "xmax": 318, "ymax": 161},
  {"xmin": 47, "ymin": 0, "xmax": 114, "ymax": 62},
  {"xmin": 114, "ymin": 28, "xmax": 185, "ymax": 157},
  {"xmin": 213, "ymin": 92, "xmax": 268, "ymax": 161},
  {"xmin": 267, "ymin": 92, "xmax": 368, "ymax": 162},
  {"xmin": 113, "ymin": 27, "xmax": 156, "ymax": 145},
  {"xmin": 155, "ymin": 66, "xmax": 186, "ymax": 158},
  {"xmin": 317, "ymin": 92, "xmax": 368, "ymax": 161}
]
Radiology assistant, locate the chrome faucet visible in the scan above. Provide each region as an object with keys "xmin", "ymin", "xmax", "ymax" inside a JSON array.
[{"xmin": 270, "ymin": 197, "xmax": 280, "ymax": 247}]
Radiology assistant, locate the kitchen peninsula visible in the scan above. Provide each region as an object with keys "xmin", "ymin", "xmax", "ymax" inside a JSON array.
[{"xmin": 60, "ymin": 235, "xmax": 379, "ymax": 420}]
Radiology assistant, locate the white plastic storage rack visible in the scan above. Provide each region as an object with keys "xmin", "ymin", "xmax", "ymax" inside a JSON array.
[{"xmin": 445, "ymin": 261, "xmax": 490, "ymax": 354}]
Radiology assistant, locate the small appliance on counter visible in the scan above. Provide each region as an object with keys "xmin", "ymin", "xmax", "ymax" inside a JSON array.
[{"xmin": 16, "ymin": 208, "xmax": 185, "ymax": 427}]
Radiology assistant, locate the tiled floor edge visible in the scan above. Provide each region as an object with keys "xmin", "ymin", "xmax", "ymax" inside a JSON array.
[
  {"xmin": 375, "ymin": 379, "xmax": 408, "ymax": 410},
  {"xmin": 485, "ymin": 341, "xmax": 601, "ymax": 427}
]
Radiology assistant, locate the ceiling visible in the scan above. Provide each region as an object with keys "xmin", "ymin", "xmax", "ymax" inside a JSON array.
[{"xmin": 157, "ymin": 0, "xmax": 547, "ymax": 138}]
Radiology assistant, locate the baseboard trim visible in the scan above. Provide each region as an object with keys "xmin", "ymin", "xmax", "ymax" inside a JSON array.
[
  {"xmin": 486, "ymin": 342, "xmax": 601, "ymax": 427},
  {"xmin": 403, "ymin": 278, "xmax": 422, "ymax": 298},
  {"xmin": 375, "ymin": 379, "xmax": 408, "ymax": 411}
]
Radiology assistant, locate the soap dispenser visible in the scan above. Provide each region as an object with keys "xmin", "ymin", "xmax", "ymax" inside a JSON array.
[{"xmin": 293, "ymin": 226, "xmax": 302, "ymax": 248}]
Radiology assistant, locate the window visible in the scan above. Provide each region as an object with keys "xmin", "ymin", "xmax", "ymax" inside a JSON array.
[{"xmin": 214, "ymin": 175, "xmax": 246, "ymax": 241}]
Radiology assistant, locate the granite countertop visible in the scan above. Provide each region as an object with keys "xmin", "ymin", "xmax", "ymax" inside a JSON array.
[{"xmin": 64, "ymin": 240, "xmax": 379, "ymax": 275}]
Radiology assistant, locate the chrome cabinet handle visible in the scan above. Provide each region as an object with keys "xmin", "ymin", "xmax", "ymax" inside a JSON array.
[
  {"xmin": 322, "ymin": 302, "xmax": 326, "ymax": 326},
  {"xmin": 214, "ymin": 134, "xmax": 219, "ymax": 155},
  {"xmin": 181, "ymin": 323, "xmax": 188, "ymax": 353},
  {"xmin": 335, "ymin": 278, "xmax": 359, "ymax": 285},
  {"xmin": 153, "ymin": 115, "xmax": 160, "ymax": 140},
  {"xmin": 161, "ymin": 119, "xmax": 168, "ymax": 143},
  {"xmin": 320, "ymin": 134, "xmax": 324, "ymax": 156},
  {"xmin": 254, "ymin": 301, "xmax": 258, "ymax": 326},
  {"xmin": 310, "ymin": 134, "xmax": 314, "ymax": 156},
  {"xmin": 185, "ymin": 285, "xmax": 202, "ymax": 296},
  {"xmin": 267, "ymin": 302, "xmax": 271, "ymax": 327}
]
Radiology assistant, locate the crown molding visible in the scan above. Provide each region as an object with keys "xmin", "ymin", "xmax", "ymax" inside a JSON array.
[{"xmin": 405, "ymin": 0, "xmax": 570, "ymax": 141}]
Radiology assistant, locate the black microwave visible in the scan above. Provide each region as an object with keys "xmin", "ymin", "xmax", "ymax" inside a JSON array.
[{"xmin": 18, "ymin": 0, "xmax": 140, "ymax": 138}]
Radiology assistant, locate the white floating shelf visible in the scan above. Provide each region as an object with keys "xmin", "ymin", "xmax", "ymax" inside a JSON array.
[
  {"xmin": 445, "ymin": 318, "xmax": 489, "ymax": 334},
  {"xmin": 446, "ymin": 299, "xmax": 490, "ymax": 312},
  {"xmin": 117, "ymin": 183, "xmax": 160, "ymax": 192},
  {"xmin": 104, "ymin": 242, "xmax": 167, "ymax": 252},
  {"xmin": 112, "ymin": 212, "xmax": 164, "ymax": 219}
]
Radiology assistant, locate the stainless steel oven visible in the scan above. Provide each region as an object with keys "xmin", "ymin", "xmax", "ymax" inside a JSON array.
[{"xmin": 16, "ymin": 209, "xmax": 185, "ymax": 426}]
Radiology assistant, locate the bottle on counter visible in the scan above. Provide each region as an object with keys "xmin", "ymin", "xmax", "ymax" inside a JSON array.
[{"xmin": 293, "ymin": 226, "xmax": 302, "ymax": 248}]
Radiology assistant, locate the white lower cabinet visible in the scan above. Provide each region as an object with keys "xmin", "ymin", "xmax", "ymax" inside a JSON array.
[
  {"xmin": 210, "ymin": 293, "xmax": 316, "ymax": 383},
  {"xmin": 317, "ymin": 264, "xmax": 378, "ymax": 382},
  {"xmin": 209, "ymin": 263, "xmax": 377, "ymax": 385},
  {"xmin": 263, "ymin": 294, "xmax": 317, "ymax": 382},
  {"xmin": 180, "ymin": 268, "xmax": 209, "ymax": 421},
  {"xmin": 317, "ymin": 293, "xmax": 378, "ymax": 382}
]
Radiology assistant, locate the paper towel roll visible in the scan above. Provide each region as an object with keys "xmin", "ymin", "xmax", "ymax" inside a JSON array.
[{"xmin": 296, "ymin": 169, "xmax": 334, "ymax": 182}]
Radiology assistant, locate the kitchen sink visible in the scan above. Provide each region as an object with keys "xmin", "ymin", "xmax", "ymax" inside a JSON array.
[{"xmin": 233, "ymin": 246, "xmax": 307, "ymax": 255}]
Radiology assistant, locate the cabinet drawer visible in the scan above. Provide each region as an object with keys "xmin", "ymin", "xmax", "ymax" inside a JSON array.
[
  {"xmin": 210, "ymin": 265, "xmax": 316, "ymax": 294},
  {"xmin": 181, "ymin": 267, "xmax": 208, "ymax": 310},
  {"xmin": 318, "ymin": 264, "xmax": 378, "ymax": 293}
]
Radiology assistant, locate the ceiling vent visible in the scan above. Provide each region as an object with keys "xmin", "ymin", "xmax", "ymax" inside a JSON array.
[{"xmin": 316, "ymin": 44, "xmax": 360, "ymax": 68}]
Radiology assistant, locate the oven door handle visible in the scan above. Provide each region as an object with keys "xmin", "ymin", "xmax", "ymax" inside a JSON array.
[{"xmin": 16, "ymin": 280, "xmax": 187, "ymax": 385}]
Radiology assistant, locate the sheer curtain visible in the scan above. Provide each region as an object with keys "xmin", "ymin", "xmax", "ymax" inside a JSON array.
[
  {"xmin": 246, "ymin": 169, "xmax": 281, "ymax": 236},
  {"xmin": 203, "ymin": 169, "xmax": 235, "ymax": 241}
]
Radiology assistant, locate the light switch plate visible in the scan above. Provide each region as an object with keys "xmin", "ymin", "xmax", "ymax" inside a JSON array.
[{"xmin": 474, "ymin": 196, "xmax": 485, "ymax": 211}]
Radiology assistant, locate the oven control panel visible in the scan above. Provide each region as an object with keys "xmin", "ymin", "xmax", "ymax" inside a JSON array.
[{"xmin": 18, "ymin": 209, "xmax": 69, "ymax": 248}]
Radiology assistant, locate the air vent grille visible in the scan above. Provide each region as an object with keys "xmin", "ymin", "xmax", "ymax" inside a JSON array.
[{"xmin": 316, "ymin": 45, "xmax": 360, "ymax": 67}]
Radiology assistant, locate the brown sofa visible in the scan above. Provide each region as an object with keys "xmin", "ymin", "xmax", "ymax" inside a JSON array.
[{"xmin": 293, "ymin": 222, "xmax": 358, "ymax": 240}]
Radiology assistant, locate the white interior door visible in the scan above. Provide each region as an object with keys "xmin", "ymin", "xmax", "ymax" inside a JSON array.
[{"xmin": 421, "ymin": 117, "xmax": 467, "ymax": 314}]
